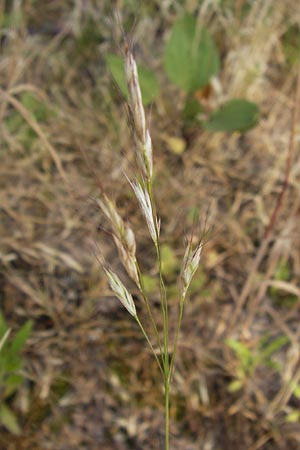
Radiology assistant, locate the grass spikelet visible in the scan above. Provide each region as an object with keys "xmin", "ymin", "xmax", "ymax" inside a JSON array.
[
  {"xmin": 129, "ymin": 178, "xmax": 158, "ymax": 243},
  {"xmin": 97, "ymin": 196, "xmax": 140, "ymax": 286},
  {"xmin": 103, "ymin": 267, "xmax": 136, "ymax": 317},
  {"xmin": 124, "ymin": 45, "xmax": 153, "ymax": 179},
  {"xmin": 181, "ymin": 241, "xmax": 203, "ymax": 298}
]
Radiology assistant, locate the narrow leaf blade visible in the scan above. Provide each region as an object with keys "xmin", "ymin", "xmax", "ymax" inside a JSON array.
[
  {"xmin": 0, "ymin": 403, "xmax": 21, "ymax": 435},
  {"xmin": 10, "ymin": 320, "xmax": 32, "ymax": 354}
]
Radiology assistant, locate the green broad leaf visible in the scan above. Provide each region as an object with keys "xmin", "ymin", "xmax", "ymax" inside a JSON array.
[
  {"xmin": 106, "ymin": 54, "xmax": 159, "ymax": 105},
  {"xmin": 0, "ymin": 403, "xmax": 21, "ymax": 435},
  {"xmin": 164, "ymin": 14, "xmax": 220, "ymax": 92},
  {"xmin": 202, "ymin": 99, "xmax": 259, "ymax": 132},
  {"xmin": 10, "ymin": 320, "xmax": 32, "ymax": 354}
]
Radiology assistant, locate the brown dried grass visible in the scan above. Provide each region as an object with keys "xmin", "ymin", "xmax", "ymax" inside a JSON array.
[{"xmin": 1, "ymin": 1, "xmax": 300, "ymax": 449}]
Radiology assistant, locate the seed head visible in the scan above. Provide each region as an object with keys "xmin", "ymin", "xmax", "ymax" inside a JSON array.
[
  {"xmin": 104, "ymin": 268, "xmax": 136, "ymax": 317},
  {"xmin": 97, "ymin": 196, "xmax": 140, "ymax": 287},
  {"xmin": 124, "ymin": 47, "xmax": 153, "ymax": 179},
  {"xmin": 130, "ymin": 179, "xmax": 159, "ymax": 243},
  {"xmin": 181, "ymin": 241, "xmax": 202, "ymax": 298}
]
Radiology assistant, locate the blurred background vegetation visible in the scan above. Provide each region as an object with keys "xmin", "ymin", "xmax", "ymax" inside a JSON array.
[{"xmin": 1, "ymin": 0, "xmax": 300, "ymax": 449}]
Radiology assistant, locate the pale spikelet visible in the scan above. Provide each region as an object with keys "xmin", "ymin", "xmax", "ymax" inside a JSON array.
[
  {"xmin": 130, "ymin": 179, "xmax": 158, "ymax": 243},
  {"xmin": 181, "ymin": 241, "xmax": 202, "ymax": 297},
  {"xmin": 97, "ymin": 196, "xmax": 140, "ymax": 287},
  {"xmin": 124, "ymin": 47, "xmax": 153, "ymax": 179},
  {"xmin": 104, "ymin": 268, "xmax": 136, "ymax": 317},
  {"xmin": 97, "ymin": 197, "xmax": 123, "ymax": 233},
  {"xmin": 144, "ymin": 129, "xmax": 153, "ymax": 177},
  {"xmin": 125, "ymin": 49, "xmax": 146, "ymax": 142}
]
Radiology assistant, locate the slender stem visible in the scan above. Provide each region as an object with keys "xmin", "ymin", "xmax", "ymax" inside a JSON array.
[
  {"xmin": 135, "ymin": 261, "xmax": 164, "ymax": 357},
  {"xmin": 165, "ymin": 376, "xmax": 170, "ymax": 450},
  {"xmin": 155, "ymin": 241, "xmax": 169, "ymax": 373},
  {"xmin": 169, "ymin": 294, "xmax": 185, "ymax": 384},
  {"xmin": 146, "ymin": 178, "xmax": 169, "ymax": 371},
  {"xmin": 135, "ymin": 315, "xmax": 164, "ymax": 376},
  {"xmin": 146, "ymin": 177, "xmax": 170, "ymax": 449}
]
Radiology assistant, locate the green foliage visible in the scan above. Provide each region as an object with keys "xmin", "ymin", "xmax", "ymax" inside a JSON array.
[
  {"xmin": 164, "ymin": 14, "xmax": 220, "ymax": 92},
  {"xmin": 4, "ymin": 92, "xmax": 54, "ymax": 150},
  {"xmin": 0, "ymin": 312, "xmax": 32, "ymax": 434},
  {"xmin": 282, "ymin": 25, "xmax": 300, "ymax": 67},
  {"xmin": 293, "ymin": 383, "xmax": 300, "ymax": 400},
  {"xmin": 219, "ymin": 0, "xmax": 252, "ymax": 19},
  {"xmin": 182, "ymin": 97, "xmax": 204, "ymax": 122},
  {"xmin": 107, "ymin": 14, "xmax": 259, "ymax": 134},
  {"xmin": 226, "ymin": 334, "xmax": 288, "ymax": 392},
  {"xmin": 285, "ymin": 383, "xmax": 300, "ymax": 423},
  {"xmin": 163, "ymin": 14, "xmax": 259, "ymax": 133},
  {"xmin": 0, "ymin": 403, "xmax": 21, "ymax": 435},
  {"xmin": 106, "ymin": 54, "xmax": 159, "ymax": 106},
  {"xmin": 0, "ymin": 11, "xmax": 23, "ymax": 28},
  {"xmin": 285, "ymin": 410, "xmax": 300, "ymax": 423},
  {"xmin": 270, "ymin": 260, "xmax": 298, "ymax": 307},
  {"xmin": 75, "ymin": 18, "xmax": 104, "ymax": 54},
  {"xmin": 202, "ymin": 99, "xmax": 259, "ymax": 132}
]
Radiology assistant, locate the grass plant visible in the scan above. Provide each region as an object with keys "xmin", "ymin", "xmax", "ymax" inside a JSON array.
[{"xmin": 97, "ymin": 40, "xmax": 203, "ymax": 449}]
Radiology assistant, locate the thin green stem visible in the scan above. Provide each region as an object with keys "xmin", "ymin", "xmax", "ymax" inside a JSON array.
[
  {"xmin": 146, "ymin": 177, "xmax": 170, "ymax": 449},
  {"xmin": 169, "ymin": 294, "xmax": 186, "ymax": 384},
  {"xmin": 146, "ymin": 178, "xmax": 169, "ymax": 371},
  {"xmin": 165, "ymin": 376, "xmax": 170, "ymax": 450},
  {"xmin": 135, "ymin": 261, "xmax": 164, "ymax": 357},
  {"xmin": 135, "ymin": 315, "xmax": 164, "ymax": 376}
]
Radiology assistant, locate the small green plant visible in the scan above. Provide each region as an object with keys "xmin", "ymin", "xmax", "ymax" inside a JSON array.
[
  {"xmin": 269, "ymin": 259, "xmax": 298, "ymax": 307},
  {"xmin": 4, "ymin": 92, "xmax": 54, "ymax": 150},
  {"xmin": 98, "ymin": 42, "xmax": 203, "ymax": 450},
  {"xmin": 164, "ymin": 14, "xmax": 259, "ymax": 132},
  {"xmin": 106, "ymin": 14, "xmax": 259, "ymax": 132},
  {"xmin": 282, "ymin": 24, "xmax": 300, "ymax": 67},
  {"xmin": 226, "ymin": 334, "xmax": 288, "ymax": 392},
  {"xmin": 0, "ymin": 312, "xmax": 32, "ymax": 435},
  {"xmin": 285, "ymin": 383, "xmax": 300, "ymax": 423}
]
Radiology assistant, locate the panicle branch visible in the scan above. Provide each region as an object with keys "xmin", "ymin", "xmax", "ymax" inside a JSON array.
[{"xmin": 97, "ymin": 195, "xmax": 140, "ymax": 288}]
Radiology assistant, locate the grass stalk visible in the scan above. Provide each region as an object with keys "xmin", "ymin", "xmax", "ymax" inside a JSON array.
[
  {"xmin": 100, "ymin": 37, "xmax": 203, "ymax": 450},
  {"xmin": 135, "ymin": 315, "xmax": 164, "ymax": 376}
]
